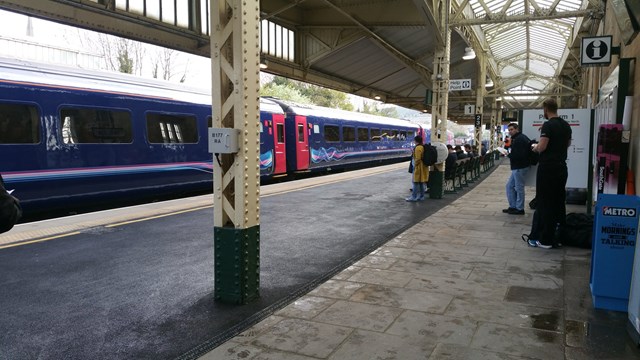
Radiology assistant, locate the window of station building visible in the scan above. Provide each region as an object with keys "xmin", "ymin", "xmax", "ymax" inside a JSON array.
[
  {"xmin": 297, "ymin": 123, "xmax": 304, "ymax": 142},
  {"xmin": 371, "ymin": 128, "xmax": 381, "ymax": 141},
  {"xmin": 60, "ymin": 107, "xmax": 132, "ymax": 144},
  {"xmin": 357, "ymin": 127, "xmax": 368, "ymax": 142},
  {"xmin": 146, "ymin": 113, "xmax": 198, "ymax": 144},
  {"xmin": 0, "ymin": 103, "xmax": 40, "ymax": 144},
  {"xmin": 115, "ymin": 0, "xmax": 191, "ymax": 29},
  {"xmin": 324, "ymin": 125, "xmax": 340, "ymax": 142},
  {"xmin": 343, "ymin": 126, "xmax": 355, "ymax": 142},
  {"xmin": 276, "ymin": 123, "xmax": 285, "ymax": 143},
  {"xmin": 261, "ymin": 19, "xmax": 295, "ymax": 62}
]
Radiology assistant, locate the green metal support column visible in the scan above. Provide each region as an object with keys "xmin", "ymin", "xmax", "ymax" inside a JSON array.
[
  {"xmin": 430, "ymin": 0, "xmax": 451, "ymax": 199},
  {"xmin": 496, "ymin": 99, "xmax": 503, "ymax": 159},
  {"xmin": 211, "ymin": 0, "xmax": 261, "ymax": 304},
  {"xmin": 474, "ymin": 54, "xmax": 485, "ymax": 155},
  {"xmin": 490, "ymin": 97, "xmax": 499, "ymax": 152}
]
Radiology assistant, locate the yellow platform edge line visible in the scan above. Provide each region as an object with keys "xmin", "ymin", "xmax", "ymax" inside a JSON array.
[
  {"xmin": 105, "ymin": 205, "xmax": 213, "ymax": 228},
  {"xmin": 0, "ymin": 232, "xmax": 82, "ymax": 250}
]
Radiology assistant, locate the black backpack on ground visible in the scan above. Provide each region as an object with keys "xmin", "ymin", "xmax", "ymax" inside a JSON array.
[
  {"xmin": 422, "ymin": 143, "xmax": 438, "ymax": 166},
  {"xmin": 555, "ymin": 213, "xmax": 594, "ymax": 248}
]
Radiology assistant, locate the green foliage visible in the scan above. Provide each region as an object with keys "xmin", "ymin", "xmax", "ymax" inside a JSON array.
[
  {"xmin": 260, "ymin": 82, "xmax": 310, "ymax": 104},
  {"xmin": 116, "ymin": 42, "xmax": 134, "ymax": 74},
  {"xmin": 454, "ymin": 131, "xmax": 468, "ymax": 138},
  {"xmin": 361, "ymin": 102, "xmax": 398, "ymax": 118},
  {"xmin": 261, "ymin": 76, "xmax": 353, "ymax": 111}
]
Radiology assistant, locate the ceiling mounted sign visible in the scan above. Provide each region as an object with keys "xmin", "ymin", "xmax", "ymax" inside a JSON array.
[{"xmin": 581, "ymin": 36, "xmax": 613, "ymax": 66}]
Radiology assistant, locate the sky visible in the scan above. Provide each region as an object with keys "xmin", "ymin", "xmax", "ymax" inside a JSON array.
[{"xmin": 0, "ymin": 9, "xmax": 212, "ymax": 87}]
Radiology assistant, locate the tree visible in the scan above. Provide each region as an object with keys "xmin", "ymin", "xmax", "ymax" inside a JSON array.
[
  {"xmin": 260, "ymin": 82, "xmax": 310, "ymax": 104},
  {"xmin": 360, "ymin": 102, "xmax": 398, "ymax": 118},
  {"xmin": 75, "ymin": 30, "xmax": 144, "ymax": 75},
  {"xmin": 261, "ymin": 76, "xmax": 354, "ymax": 111}
]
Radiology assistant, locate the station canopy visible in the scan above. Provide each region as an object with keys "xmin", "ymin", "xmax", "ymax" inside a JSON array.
[
  {"xmin": 0, "ymin": 0, "xmax": 603, "ymax": 121},
  {"xmin": 464, "ymin": 0, "xmax": 592, "ymax": 109}
]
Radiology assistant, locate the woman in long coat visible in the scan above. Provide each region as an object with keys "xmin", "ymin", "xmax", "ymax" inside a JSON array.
[{"xmin": 407, "ymin": 135, "xmax": 429, "ymax": 201}]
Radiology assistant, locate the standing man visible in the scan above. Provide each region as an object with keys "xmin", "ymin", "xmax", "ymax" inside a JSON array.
[
  {"xmin": 527, "ymin": 98, "xmax": 572, "ymax": 248},
  {"xmin": 503, "ymin": 123, "xmax": 530, "ymax": 215}
]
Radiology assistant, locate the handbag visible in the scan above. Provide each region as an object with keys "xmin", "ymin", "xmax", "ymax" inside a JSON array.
[
  {"xmin": 408, "ymin": 161, "xmax": 414, "ymax": 173},
  {"xmin": 0, "ymin": 192, "xmax": 21, "ymax": 234},
  {"xmin": 0, "ymin": 174, "xmax": 22, "ymax": 234}
]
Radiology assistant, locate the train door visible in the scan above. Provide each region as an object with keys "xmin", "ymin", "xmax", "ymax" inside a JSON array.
[
  {"xmin": 294, "ymin": 116, "xmax": 309, "ymax": 170},
  {"xmin": 272, "ymin": 113, "xmax": 287, "ymax": 174}
]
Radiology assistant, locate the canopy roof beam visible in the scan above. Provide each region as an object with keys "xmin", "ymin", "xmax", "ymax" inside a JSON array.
[{"xmin": 450, "ymin": 8, "xmax": 602, "ymax": 26}]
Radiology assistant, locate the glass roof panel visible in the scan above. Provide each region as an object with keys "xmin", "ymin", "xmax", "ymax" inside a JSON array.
[{"xmin": 463, "ymin": 0, "xmax": 589, "ymax": 97}]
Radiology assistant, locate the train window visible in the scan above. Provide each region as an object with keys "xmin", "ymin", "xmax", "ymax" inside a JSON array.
[
  {"xmin": 0, "ymin": 103, "xmax": 40, "ymax": 144},
  {"xmin": 60, "ymin": 108, "xmax": 132, "ymax": 144},
  {"xmin": 407, "ymin": 131, "xmax": 415, "ymax": 139},
  {"xmin": 371, "ymin": 128, "xmax": 381, "ymax": 141},
  {"xmin": 390, "ymin": 130, "xmax": 399, "ymax": 140},
  {"xmin": 381, "ymin": 129, "xmax": 391, "ymax": 140},
  {"xmin": 146, "ymin": 113, "xmax": 198, "ymax": 144},
  {"xmin": 207, "ymin": 116, "xmax": 212, "ymax": 128},
  {"xmin": 297, "ymin": 124, "xmax": 304, "ymax": 142},
  {"xmin": 400, "ymin": 131, "xmax": 407, "ymax": 140},
  {"xmin": 357, "ymin": 127, "xmax": 368, "ymax": 142},
  {"xmin": 324, "ymin": 125, "xmax": 340, "ymax": 142},
  {"xmin": 276, "ymin": 123, "xmax": 285, "ymax": 143},
  {"xmin": 343, "ymin": 126, "xmax": 355, "ymax": 142}
]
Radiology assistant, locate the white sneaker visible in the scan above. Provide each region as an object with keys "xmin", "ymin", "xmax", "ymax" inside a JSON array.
[{"xmin": 535, "ymin": 241, "xmax": 552, "ymax": 249}]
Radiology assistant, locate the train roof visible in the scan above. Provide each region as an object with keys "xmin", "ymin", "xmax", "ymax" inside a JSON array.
[
  {"xmin": 0, "ymin": 57, "xmax": 284, "ymax": 114},
  {"xmin": 0, "ymin": 56, "xmax": 214, "ymax": 104},
  {"xmin": 265, "ymin": 98, "xmax": 421, "ymax": 129}
]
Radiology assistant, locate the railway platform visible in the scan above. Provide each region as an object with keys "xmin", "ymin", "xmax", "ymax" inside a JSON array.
[
  {"xmin": 2, "ymin": 161, "xmax": 640, "ymax": 360},
  {"xmin": 201, "ymin": 164, "xmax": 640, "ymax": 360}
]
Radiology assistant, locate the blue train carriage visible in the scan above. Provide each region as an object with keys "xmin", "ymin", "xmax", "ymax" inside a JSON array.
[
  {"xmin": 259, "ymin": 98, "xmax": 287, "ymax": 178},
  {"xmin": 0, "ymin": 57, "xmax": 285, "ymax": 217},
  {"xmin": 268, "ymin": 99, "xmax": 423, "ymax": 174}
]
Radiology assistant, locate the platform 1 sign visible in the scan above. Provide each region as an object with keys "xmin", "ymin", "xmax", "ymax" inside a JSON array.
[
  {"xmin": 521, "ymin": 108, "xmax": 591, "ymax": 189},
  {"xmin": 449, "ymin": 79, "xmax": 471, "ymax": 91}
]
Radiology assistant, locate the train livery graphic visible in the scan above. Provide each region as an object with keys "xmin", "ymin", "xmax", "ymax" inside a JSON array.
[{"xmin": 0, "ymin": 57, "xmax": 428, "ymax": 217}]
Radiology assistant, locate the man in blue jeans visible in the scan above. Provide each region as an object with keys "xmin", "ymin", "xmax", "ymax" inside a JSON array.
[{"xmin": 503, "ymin": 123, "xmax": 530, "ymax": 215}]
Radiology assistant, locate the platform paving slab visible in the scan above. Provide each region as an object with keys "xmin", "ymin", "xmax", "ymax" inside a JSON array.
[{"xmin": 201, "ymin": 163, "xmax": 640, "ymax": 360}]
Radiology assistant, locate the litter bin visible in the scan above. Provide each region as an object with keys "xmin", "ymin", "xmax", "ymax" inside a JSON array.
[
  {"xmin": 590, "ymin": 194, "xmax": 640, "ymax": 311},
  {"xmin": 429, "ymin": 166, "xmax": 443, "ymax": 199}
]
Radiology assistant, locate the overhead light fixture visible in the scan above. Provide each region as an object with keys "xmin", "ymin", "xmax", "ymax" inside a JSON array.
[
  {"xmin": 485, "ymin": 78, "xmax": 494, "ymax": 87},
  {"xmin": 259, "ymin": 55, "xmax": 268, "ymax": 69},
  {"xmin": 374, "ymin": 95, "xmax": 381, "ymax": 100},
  {"xmin": 462, "ymin": 47, "xmax": 476, "ymax": 60}
]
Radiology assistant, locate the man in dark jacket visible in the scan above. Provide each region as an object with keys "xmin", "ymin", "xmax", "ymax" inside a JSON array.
[
  {"xmin": 527, "ymin": 98, "xmax": 572, "ymax": 249},
  {"xmin": 445, "ymin": 144, "xmax": 458, "ymax": 178},
  {"xmin": 503, "ymin": 123, "xmax": 530, "ymax": 215}
]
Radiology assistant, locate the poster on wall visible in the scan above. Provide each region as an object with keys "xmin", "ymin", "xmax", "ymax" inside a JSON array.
[
  {"xmin": 595, "ymin": 124, "xmax": 624, "ymax": 195},
  {"xmin": 521, "ymin": 109, "xmax": 592, "ymax": 189}
]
